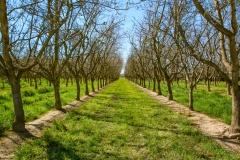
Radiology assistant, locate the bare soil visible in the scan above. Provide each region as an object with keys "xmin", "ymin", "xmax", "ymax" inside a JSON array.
[
  {"xmin": 134, "ymin": 83, "xmax": 240, "ymax": 154},
  {"xmin": 0, "ymin": 89, "xmax": 102, "ymax": 160}
]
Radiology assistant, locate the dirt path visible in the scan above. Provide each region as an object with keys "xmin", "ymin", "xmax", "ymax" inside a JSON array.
[
  {"xmin": 134, "ymin": 83, "xmax": 240, "ymax": 154},
  {"xmin": 0, "ymin": 89, "xmax": 103, "ymax": 160}
]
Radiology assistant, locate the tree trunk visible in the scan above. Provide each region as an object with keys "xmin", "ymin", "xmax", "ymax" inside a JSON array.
[
  {"xmin": 214, "ymin": 77, "xmax": 217, "ymax": 87},
  {"xmin": 91, "ymin": 78, "xmax": 95, "ymax": 92},
  {"xmin": 65, "ymin": 77, "xmax": 69, "ymax": 87},
  {"xmin": 39, "ymin": 77, "xmax": 42, "ymax": 85},
  {"xmin": 228, "ymin": 32, "xmax": 240, "ymax": 134},
  {"xmin": 34, "ymin": 77, "xmax": 38, "ymax": 89},
  {"xmin": 85, "ymin": 77, "xmax": 89, "ymax": 95},
  {"xmin": 100, "ymin": 78, "xmax": 103, "ymax": 88},
  {"xmin": 185, "ymin": 77, "xmax": 188, "ymax": 88},
  {"xmin": 227, "ymin": 82, "xmax": 231, "ymax": 95},
  {"xmin": 53, "ymin": 80, "xmax": 62, "ymax": 110},
  {"xmin": 70, "ymin": 77, "xmax": 73, "ymax": 85},
  {"xmin": 152, "ymin": 78, "xmax": 156, "ymax": 92},
  {"xmin": 207, "ymin": 78, "xmax": 211, "ymax": 92},
  {"xmin": 148, "ymin": 80, "xmax": 150, "ymax": 89},
  {"xmin": 143, "ymin": 79, "xmax": 146, "ymax": 88},
  {"xmin": 194, "ymin": 77, "xmax": 197, "ymax": 90},
  {"xmin": 166, "ymin": 80, "xmax": 173, "ymax": 100},
  {"xmin": 97, "ymin": 78, "xmax": 100, "ymax": 90},
  {"xmin": 157, "ymin": 79, "xmax": 162, "ymax": 95},
  {"xmin": 229, "ymin": 70, "xmax": 240, "ymax": 134},
  {"xmin": 105, "ymin": 78, "xmax": 107, "ymax": 86},
  {"xmin": 30, "ymin": 78, "xmax": 33, "ymax": 86},
  {"xmin": 75, "ymin": 77, "xmax": 80, "ymax": 100},
  {"xmin": 177, "ymin": 78, "xmax": 179, "ymax": 86},
  {"xmin": 189, "ymin": 84, "xmax": 194, "ymax": 110},
  {"xmin": 10, "ymin": 75, "xmax": 25, "ymax": 131}
]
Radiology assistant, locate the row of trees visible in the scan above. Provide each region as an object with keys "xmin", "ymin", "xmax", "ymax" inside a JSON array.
[
  {"xmin": 0, "ymin": 0, "xmax": 123, "ymax": 131},
  {"xmin": 125, "ymin": 0, "xmax": 240, "ymax": 135}
]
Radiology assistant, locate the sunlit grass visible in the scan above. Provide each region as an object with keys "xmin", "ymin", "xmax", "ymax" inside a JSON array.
[
  {"xmin": 0, "ymin": 78, "xmax": 98, "ymax": 136},
  {"xmin": 145, "ymin": 80, "xmax": 232, "ymax": 124},
  {"xmin": 14, "ymin": 78, "xmax": 239, "ymax": 159}
]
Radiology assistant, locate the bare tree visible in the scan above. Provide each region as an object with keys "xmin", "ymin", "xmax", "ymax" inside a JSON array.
[
  {"xmin": 179, "ymin": 0, "xmax": 240, "ymax": 135},
  {"xmin": 0, "ymin": 0, "xmax": 70, "ymax": 131}
]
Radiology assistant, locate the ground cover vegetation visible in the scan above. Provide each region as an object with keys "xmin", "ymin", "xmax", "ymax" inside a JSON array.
[
  {"xmin": 14, "ymin": 79, "xmax": 240, "ymax": 159},
  {"xmin": 143, "ymin": 80, "xmax": 232, "ymax": 124},
  {"xmin": 0, "ymin": 0, "xmax": 240, "ymax": 156},
  {"xmin": 0, "ymin": 78, "xmax": 99, "ymax": 136},
  {"xmin": 124, "ymin": 0, "xmax": 240, "ymax": 136}
]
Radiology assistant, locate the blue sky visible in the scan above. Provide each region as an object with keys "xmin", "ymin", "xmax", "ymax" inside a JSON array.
[{"xmin": 119, "ymin": 0, "xmax": 145, "ymax": 73}]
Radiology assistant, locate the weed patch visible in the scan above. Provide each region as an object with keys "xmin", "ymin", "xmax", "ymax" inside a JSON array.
[
  {"xmin": 38, "ymin": 87, "xmax": 53, "ymax": 94},
  {"xmin": 22, "ymin": 90, "xmax": 35, "ymax": 97}
]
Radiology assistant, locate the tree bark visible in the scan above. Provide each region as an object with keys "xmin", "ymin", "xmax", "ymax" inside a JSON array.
[
  {"xmin": 185, "ymin": 78, "xmax": 188, "ymax": 88},
  {"xmin": 230, "ymin": 65, "xmax": 240, "ymax": 133},
  {"xmin": 10, "ymin": 74, "xmax": 25, "ymax": 131},
  {"xmin": 65, "ymin": 77, "xmax": 69, "ymax": 87},
  {"xmin": 157, "ymin": 79, "xmax": 162, "ymax": 95},
  {"xmin": 148, "ymin": 80, "xmax": 150, "ymax": 89},
  {"xmin": 85, "ymin": 77, "xmax": 89, "ymax": 95},
  {"xmin": 214, "ymin": 77, "xmax": 217, "ymax": 87},
  {"xmin": 34, "ymin": 77, "xmax": 38, "ymax": 89},
  {"xmin": 165, "ymin": 78, "xmax": 173, "ymax": 100},
  {"xmin": 75, "ymin": 77, "xmax": 80, "ymax": 100},
  {"xmin": 30, "ymin": 78, "xmax": 33, "ymax": 86},
  {"xmin": 207, "ymin": 78, "xmax": 211, "ymax": 92},
  {"xmin": 39, "ymin": 77, "xmax": 42, "ymax": 85},
  {"xmin": 97, "ymin": 78, "xmax": 100, "ymax": 90},
  {"xmin": 189, "ymin": 84, "xmax": 194, "ymax": 110},
  {"xmin": 100, "ymin": 78, "xmax": 103, "ymax": 88},
  {"xmin": 91, "ymin": 78, "xmax": 95, "ymax": 92},
  {"xmin": 227, "ymin": 82, "xmax": 231, "ymax": 95},
  {"xmin": 152, "ymin": 78, "xmax": 156, "ymax": 92},
  {"xmin": 53, "ymin": 80, "xmax": 62, "ymax": 110}
]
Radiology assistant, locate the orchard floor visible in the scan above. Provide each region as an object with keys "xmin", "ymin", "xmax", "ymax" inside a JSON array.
[
  {"xmin": 133, "ymin": 82, "xmax": 240, "ymax": 154},
  {"xmin": 0, "ymin": 89, "xmax": 104, "ymax": 159},
  {"xmin": 0, "ymin": 79, "xmax": 240, "ymax": 159}
]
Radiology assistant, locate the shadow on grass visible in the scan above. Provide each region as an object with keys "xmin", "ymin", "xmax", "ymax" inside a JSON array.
[
  {"xmin": 9, "ymin": 129, "xmax": 36, "ymax": 144},
  {"xmin": 46, "ymin": 141, "xmax": 127, "ymax": 159},
  {"xmin": 57, "ymin": 108, "xmax": 67, "ymax": 113},
  {"xmin": 45, "ymin": 138, "xmax": 82, "ymax": 160},
  {"xmin": 69, "ymin": 109, "xmax": 199, "ymax": 138},
  {"xmin": 218, "ymin": 137, "xmax": 240, "ymax": 145}
]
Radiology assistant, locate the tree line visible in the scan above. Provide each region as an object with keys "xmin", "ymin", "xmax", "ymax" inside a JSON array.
[
  {"xmin": 125, "ymin": 0, "xmax": 240, "ymax": 136},
  {"xmin": 0, "ymin": 0, "xmax": 123, "ymax": 132}
]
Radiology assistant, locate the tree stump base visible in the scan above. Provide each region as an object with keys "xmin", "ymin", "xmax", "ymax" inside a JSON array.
[{"xmin": 12, "ymin": 122, "xmax": 25, "ymax": 132}]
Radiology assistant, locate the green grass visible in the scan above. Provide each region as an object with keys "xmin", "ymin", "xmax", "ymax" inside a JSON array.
[
  {"xmin": 144, "ymin": 80, "xmax": 232, "ymax": 124},
  {"xmin": 14, "ymin": 78, "xmax": 239, "ymax": 159},
  {"xmin": 0, "ymin": 78, "xmax": 98, "ymax": 136}
]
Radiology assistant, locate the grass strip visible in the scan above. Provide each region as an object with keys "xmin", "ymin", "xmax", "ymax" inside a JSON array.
[
  {"xmin": 14, "ymin": 78, "xmax": 239, "ymax": 159},
  {"xmin": 0, "ymin": 79, "xmax": 98, "ymax": 136},
  {"xmin": 145, "ymin": 80, "xmax": 232, "ymax": 124}
]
